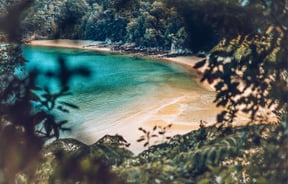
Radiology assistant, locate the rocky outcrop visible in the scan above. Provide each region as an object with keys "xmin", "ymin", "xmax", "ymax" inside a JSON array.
[{"xmin": 28, "ymin": 135, "xmax": 132, "ymax": 183}]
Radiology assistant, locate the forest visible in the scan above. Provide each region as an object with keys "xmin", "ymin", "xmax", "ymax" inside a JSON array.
[{"xmin": 0, "ymin": 0, "xmax": 288, "ymax": 183}]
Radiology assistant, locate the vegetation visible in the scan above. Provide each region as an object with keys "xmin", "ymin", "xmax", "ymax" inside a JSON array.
[
  {"xmin": 0, "ymin": 0, "xmax": 288, "ymax": 183},
  {"xmin": 21, "ymin": 0, "xmax": 187, "ymax": 51}
]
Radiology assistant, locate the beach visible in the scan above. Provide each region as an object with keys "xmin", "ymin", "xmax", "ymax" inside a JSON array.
[{"xmin": 27, "ymin": 40, "xmax": 249, "ymax": 154}]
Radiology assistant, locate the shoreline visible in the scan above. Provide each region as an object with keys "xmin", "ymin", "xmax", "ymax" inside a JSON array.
[{"xmin": 26, "ymin": 39, "xmax": 246, "ymax": 154}]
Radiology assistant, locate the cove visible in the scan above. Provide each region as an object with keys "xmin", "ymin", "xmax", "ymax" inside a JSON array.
[{"xmin": 22, "ymin": 46, "xmax": 218, "ymax": 153}]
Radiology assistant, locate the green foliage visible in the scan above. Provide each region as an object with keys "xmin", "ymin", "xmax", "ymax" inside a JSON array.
[
  {"xmin": 17, "ymin": 137, "xmax": 128, "ymax": 183},
  {"xmin": 116, "ymin": 123, "xmax": 271, "ymax": 184},
  {"xmin": 197, "ymin": 34, "xmax": 283, "ymax": 124},
  {"xmin": 191, "ymin": 1, "xmax": 288, "ymax": 183},
  {"xmin": 20, "ymin": 0, "xmax": 187, "ymax": 50},
  {"xmin": 81, "ymin": 8, "xmax": 128, "ymax": 41},
  {"xmin": 191, "ymin": 0, "xmax": 288, "ymax": 124},
  {"xmin": 244, "ymin": 122, "xmax": 288, "ymax": 183},
  {"xmin": 165, "ymin": 0, "xmax": 257, "ymax": 51},
  {"xmin": 0, "ymin": 48, "xmax": 90, "ymax": 182},
  {"xmin": 43, "ymin": 137, "xmax": 128, "ymax": 183},
  {"xmin": 56, "ymin": 0, "xmax": 90, "ymax": 38},
  {"xmin": 0, "ymin": 0, "xmax": 33, "ymax": 42}
]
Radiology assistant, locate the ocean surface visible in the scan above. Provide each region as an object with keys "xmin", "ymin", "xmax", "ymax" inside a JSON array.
[{"xmin": 22, "ymin": 46, "xmax": 204, "ymax": 147}]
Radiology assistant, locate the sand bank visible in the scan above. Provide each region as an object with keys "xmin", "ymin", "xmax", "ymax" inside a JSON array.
[
  {"xmin": 28, "ymin": 39, "xmax": 112, "ymax": 52},
  {"xmin": 27, "ymin": 40, "xmax": 248, "ymax": 154}
]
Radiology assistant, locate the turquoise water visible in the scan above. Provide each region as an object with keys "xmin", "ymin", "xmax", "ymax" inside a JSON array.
[{"xmin": 22, "ymin": 46, "xmax": 199, "ymax": 138}]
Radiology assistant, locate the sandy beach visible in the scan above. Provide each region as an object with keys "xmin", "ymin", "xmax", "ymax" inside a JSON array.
[
  {"xmin": 28, "ymin": 39, "xmax": 112, "ymax": 52},
  {"xmin": 27, "ymin": 40, "xmax": 248, "ymax": 154}
]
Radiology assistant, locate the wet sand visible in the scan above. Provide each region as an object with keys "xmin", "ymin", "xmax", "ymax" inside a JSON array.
[{"xmin": 28, "ymin": 40, "xmax": 248, "ymax": 154}]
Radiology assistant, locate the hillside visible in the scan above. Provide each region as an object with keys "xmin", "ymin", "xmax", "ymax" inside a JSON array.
[{"xmin": 20, "ymin": 0, "xmax": 188, "ymax": 51}]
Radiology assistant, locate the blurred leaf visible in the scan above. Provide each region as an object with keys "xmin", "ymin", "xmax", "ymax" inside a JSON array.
[
  {"xmin": 137, "ymin": 138, "xmax": 145, "ymax": 142},
  {"xmin": 214, "ymin": 82, "xmax": 224, "ymax": 91},
  {"xmin": 61, "ymin": 127, "xmax": 71, "ymax": 132},
  {"xmin": 57, "ymin": 106, "xmax": 70, "ymax": 113},
  {"xmin": 153, "ymin": 126, "xmax": 157, "ymax": 131},
  {"xmin": 193, "ymin": 59, "xmax": 206, "ymax": 69},
  {"xmin": 138, "ymin": 127, "xmax": 147, "ymax": 133},
  {"xmin": 58, "ymin": 101, "xmax": 79, "ymax": 109},
  {"xmin": 57, "ymin": 120, "xmax": 68, "ymax": 126}
]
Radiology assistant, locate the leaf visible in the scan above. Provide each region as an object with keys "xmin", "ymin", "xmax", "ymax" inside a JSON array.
[
  {"xmin": 30, "ymin": 92, "xmax": 41, "ymax": 101},
  {"xmin": 158, "ymin": 131, "xmax": 165, "ymax": 135},
  {"xmin": 137, "ymin": 138, "xmax": 145, "ymax": 142},
  {"xmin": 58, "ymin": 101, "xmax": 79, "ymax": 109},
  {"xmin": 214, "ymin": 82, "xmax": 224, "ymax": 91},
  {"xmin": 41, "ymin": 94, "xmax": 50, "ymax": 99},
  {"xmin": 151, "ymin": 134, "xmax": 158, "ymax": 138},
  {"xmin": 208, "ymin": 76, "xmax": 215, "ymax": 84},
  {"xmin": 138, "ymin": 127, "xmax": 147, "ymax": 133},
  {"xmin": 57, "ymin": 106, "xmax": 70, "ymax": 113},
  {"xmin": 43, "ymin": 86, "xmax": 50, "ymax": 93},
  {"xmin": 167, "ymin": 124, "xmax": 172, "ymax": 128},
  {"xmin": 57, "ymin": 120, "xmax": 68, "ymax": 126},
  {"xmin": 216, "ymin": 100, "xmax": 228, "ymax": 107},
  {"xmin": 144, "ymin": 142, "xmax": 149, "ymax": 147},
  {"xmin": 61, "ymin": 127, "xmax": 71, "ymax": 132},
  {"xmin": 217, "ymin": 111, "xmax": 227, "ymax": 122},
  {"xmin": 193, "ymin": 59, "xmax": 206, "ymax": 69},
  {"xmin": 153, "ymin": 125, "xmax": 157, "ymax": 131}
]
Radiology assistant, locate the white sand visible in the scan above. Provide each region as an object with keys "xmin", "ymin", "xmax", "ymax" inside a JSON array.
[{"xmin": 28, "ymin": 40, "xmax": 249, "ymax": 154}]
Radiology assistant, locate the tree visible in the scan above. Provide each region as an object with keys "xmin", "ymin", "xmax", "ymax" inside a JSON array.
[
  {"xmin": 165, "ymin": 0, "xmax": 258, "ymax": 52},
  {"xmin": 56, "ymin": 0, "xmax": 90, "ymax": 39},
  {"xmin": 177, "ymin": 0, "xmax": 288, "ymax": 181},
  {"xmin": 192, "ymin": 1, "xmax": 288, "ymax": 124}
]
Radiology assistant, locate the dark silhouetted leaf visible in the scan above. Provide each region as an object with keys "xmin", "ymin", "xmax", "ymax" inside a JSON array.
[
  {"xmin": 57, "ymin": 106, "xmax": 70, "ymax": 113},
  {"xmin": 193, "ymin": 59, "xmax": 206, "ymax": 69},
  {"xmin": 138, "ymin": 127, "xmax": 147, "ymax": 133},
  {"xmin": 57, "ymin": 120, "xmax": 68, "ymax": 126},
  {"xmin": 58, "ymin": 101, "xmax": 79, "ymax": 109},
  {"xmin": 137, "ymin": 138, "xmax": 145, "ymax": 142}
]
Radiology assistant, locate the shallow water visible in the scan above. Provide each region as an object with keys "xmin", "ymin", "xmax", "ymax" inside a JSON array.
[{"xmin": 23, "ymin": 46, "xmax": 204, "ymax": 136}]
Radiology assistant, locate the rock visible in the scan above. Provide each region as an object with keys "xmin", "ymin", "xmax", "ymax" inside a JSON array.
[
  {"xmin": 95, "ymin": 134, "xmax": 131, "ymax": 148},
  {"xmin": 86, "ymin": 134, "xmax": 134, "ymax": 165},
  {"xmin": 43, "ymin": 138, "xmax": 87, "ymax": 155}
]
